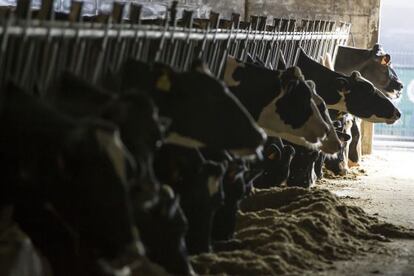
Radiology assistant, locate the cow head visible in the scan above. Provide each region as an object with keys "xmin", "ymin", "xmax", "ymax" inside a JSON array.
[
  {"xmin": 338, "ymin": 72, "xmax": 401, "ymax": 124},
  {"xmin": 0, "ymin": 84, "xmax": 143, "ymax": 269},
  {"xmin": 253, "ymin": 139, "xmax": 295, "ymax": 188},
  {"xmin": 154, "ymin": 144, "xmax": 226, "ymax": 255},
  {"xmin": 119, "ymin": 59, "xmax": 266, "ymax": 156},
  {"xmin": 335, "ymin": 44, "xmax": 403, "ymax": 99},
  {"xmin": 324, "ymin": 112, "xmax": 353, "ymax": 176},
  {"xmin": 212, "ymin": 156, "xmax": 248, "ymax": 241},
  {"xmin": 49, "ymin": 72, "xmax": 163, "ymax": 210},
  {"xmin": 298, "ymin": 48, "xmax": 401, "ymax": 124},
  {"xmin": 285, "ymin": 141, "xmax": 320, "ymax": 188},
  {"xmin": 134, "ymin": 185, "xmax": 194, "ymax": 275},
  {"xmin": 224, "ymin": 56, "xmax": 329, "ymax": 147},
  {"xmin": 59, "ymin": 123, "xmax": 144, "ymax": 262}
]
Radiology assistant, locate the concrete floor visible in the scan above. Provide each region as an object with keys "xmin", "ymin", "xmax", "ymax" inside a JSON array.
[{"xmin": 320, "ymin": 148, "xmax": 414, "ymax": 276}]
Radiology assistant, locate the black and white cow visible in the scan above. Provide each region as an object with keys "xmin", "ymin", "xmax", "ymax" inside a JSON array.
[
  {"xmin": 223, "ymin": 56, "xmax": 329, "ymax": 147},
  {"xmin": 334, "ymin": 44, "xmax": 404, "ymax": 99},
  {"xmin": 276, "ymin": 54, "xmax": 343, "ymax": 154},
  {"xmin": 297, "ymin": 48, "xmax": 401, "ymax": 124},
  {"xmin": 283, "ymin": 140, "xmax": 320, "ymax": 188},
  {"xmin": 324, "ymin": 111, "xmax": 354, "ymax": 176},
  {"xmin": 48, "ymin": 72, "xmax": 163, "ymax": 209},
  {"xmin": 1, "ymin": 83, "xmax": 142, "ymax": 276},
  {"xmin": 134, "ymin": 185, "xmax": 194, "ymax": 275},
  {"xmin": 211, "ymin": 155, "xmax": 248, "ymax": 242},
  {"xmin": 118, "ymin": 59, "xmax": 266, "ymax": 155},
  {"xmin": 154, "ymin": 144, "xmax": 226, "ymax": 255},
  {"xmin": 253, "ymin": 138, "xmax": 295, "ymax": 188}
]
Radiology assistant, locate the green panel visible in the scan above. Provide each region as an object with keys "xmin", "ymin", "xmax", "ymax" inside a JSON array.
[{"xmin": 374, "ymin": 67, "xmax": 414, "ymax": 138}]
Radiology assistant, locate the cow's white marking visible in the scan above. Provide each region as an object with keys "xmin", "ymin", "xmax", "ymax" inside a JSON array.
[
  {"xmin": 326, "ymin": 92, "xmax": 348, "ymax": 112},
  {"xmin": 258, "ymin": 95, "xmax": 328, "ymax": 148},
  {"xmin": 207, "ymin": 176, "xmax": 220, "ymax": 196},
  {"xmin": 164, "ymin": 132, "xmax": 206, "ymax": 148},
  {"xmin": 223, "ymin": 56, "xmax": 244, "ymax": 87},
  {"xmin": 95, "ymin": 129, "xmax": 129, "ymax": 184}
]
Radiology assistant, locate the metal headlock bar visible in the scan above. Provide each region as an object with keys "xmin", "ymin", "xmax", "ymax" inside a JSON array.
[{"xmin": 0, "ymin": 0, "xmax": 351, "ymax": 93}]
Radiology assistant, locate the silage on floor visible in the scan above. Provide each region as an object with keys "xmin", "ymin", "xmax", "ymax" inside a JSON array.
[{"xmin": 191, "ymin": 187, "xmax": 414, "ymax": 275}]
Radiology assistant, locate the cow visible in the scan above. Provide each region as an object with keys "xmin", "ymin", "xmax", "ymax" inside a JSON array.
[
  {"xmin": 296, "ymin": 48, "xmax": 401, "ymax": 124},
  {"xmin": 248, "ymin": 53, "xmax": 343, "ymax": 154},
  {"xmin": 223, "ymin": 56, "xmax": 330, "ymax": 147},
  {"xmin": 0, "ymin": 82, "xmax": 143, "ymax": 276},
  {"xmin": 48, "ymin": 72, "xmax": 163, "ymax": 210},
  {"xmin": 211, "ymin": 155, "xmax": 248, "ymax": 242},
  {"xmin": 48, "ymin": 73, "xmax": 196, "ymax": 274},
  {"xmin": 154, "ymin": 144, "xmax": 226, "ymax": 255},
  {"xmin": 253, "ymin": 138, "xmax": 295, "ymax": 189},
  {"xmin": 284, "ymin": 140, "xmax": 320, "ymax": 188},
  {"xmin": 324, "ymin": 111, "xmax": 354, "ymax": 175},
  {"xmin": 334, "ymin": 44, "xmax": 403, "ymax": 99},
  {"xmin": 118, "ymin": 59, "xmax": 266, "ymax": 155},
  {"xmin": 348, "ymin": 116, "xmax": 362, "ymax": 167},
  {"xmin": 134, "ymin": 185, "xmax": 194, "ymax": 275}
]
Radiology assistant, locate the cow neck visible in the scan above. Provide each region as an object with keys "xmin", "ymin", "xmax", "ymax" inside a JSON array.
[
  {"xmin": 228, "ymin": 64, "xmax": 283, "ymax": 121},
  {"xmin": 334, "ymin": 46, "xmax": 371, "ymax": 74},
  {"xmin": 297, "ymin": 51, "xmax": 343, "ymax": 106}
]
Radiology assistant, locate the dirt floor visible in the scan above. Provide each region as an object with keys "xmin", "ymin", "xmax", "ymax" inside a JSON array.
[{"xmin": 317, "ymin": 148, "xmax": 414, "ymax": 275}]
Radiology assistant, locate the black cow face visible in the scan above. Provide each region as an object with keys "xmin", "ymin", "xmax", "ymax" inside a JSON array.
[
  {"xmin": 119, "ymin": 59, "xmax": 266, "ymax": 155},
  {"xmin": 134, "ymin": 185, "xmax": 194, "ymax": 275},
  {"xmin": 212, "ymin": 157, "xmax": 248, "ymax": 241},
  {"xmin": 154, "ymin": 144, "xmax": 226, "ymax": 255},
  {"xmin": 342, "ymin": 72, "xmax": 401, "ymax": 124},
  {"xmin": 284, "ymin": 141, "xmax": 320, "ymax": 188},
  {"xmin": 253, "ymin": 140, "xmax": 295, "ymax": 189}
]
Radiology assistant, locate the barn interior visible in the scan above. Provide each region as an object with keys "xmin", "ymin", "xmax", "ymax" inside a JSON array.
[{"xmin": 0, "ymin": 0, "xmax": 413, "ymax": 275}]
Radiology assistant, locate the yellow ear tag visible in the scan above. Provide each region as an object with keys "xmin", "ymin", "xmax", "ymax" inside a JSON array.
[{"xmin": 156, "ymin": 73, "xmax": 171, "ymax": 92}]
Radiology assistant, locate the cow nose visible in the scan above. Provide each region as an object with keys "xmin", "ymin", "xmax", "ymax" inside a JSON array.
[{"xmin": 393, "ymin": 109, "xmax": 402, "ymax": 120}]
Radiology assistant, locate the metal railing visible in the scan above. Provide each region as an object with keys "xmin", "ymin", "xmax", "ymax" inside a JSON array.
[{"xmin": 0, "ymin": 0, "xmax": 351, "ymax": 94}]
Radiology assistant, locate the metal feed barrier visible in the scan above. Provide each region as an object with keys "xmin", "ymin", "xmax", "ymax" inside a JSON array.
[{"xmin": 0, "ymin": 0, "xmax": 351, "ymax": 94}]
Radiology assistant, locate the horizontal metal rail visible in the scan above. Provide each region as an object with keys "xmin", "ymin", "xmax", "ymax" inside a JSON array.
[{"xmin": 0, "ymin": 22, "xmax": 350, "ymax": 41}]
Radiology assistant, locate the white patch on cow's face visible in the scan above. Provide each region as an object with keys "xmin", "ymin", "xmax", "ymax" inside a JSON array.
[
  {"xmin": 327, "ymin": 92, "xmax": 348, "ymax": 112},
  {"xmin": 207, "ymin": 176, "xmax": 220, "ymax": 196},
  {"xmin": 95, "ymin": 129, "xmax": 129, "ymax": 184},
  {"xmin": 258, "ymin": 96, "xmax": 328, "ymax": 147},
  {"xmin": 223, "ymin": 56, "xmax": 244, "ymax": 87},
  {"xmin": 164, "ymin": 132, "xmax": 206, "ymax": 148},
  {"xmin": 362, "ymin": 114, "xmax": 398, "ymax": 124}
]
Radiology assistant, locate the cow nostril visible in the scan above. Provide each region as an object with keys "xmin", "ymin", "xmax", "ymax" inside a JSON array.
[{"xmin": 394, "ymin": 109, "xmax": 402, "ymax": 119}]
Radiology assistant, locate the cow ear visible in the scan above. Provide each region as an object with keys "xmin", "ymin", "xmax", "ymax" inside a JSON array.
[
  {"xmin": 264, "ymin": 144, "xmax": 281, "ymax": 161},
  {"xmin": 285, "ymin": 66, "xmax": 303, "ymax": 79},
  {"xmin": 191, "ymin": 59, "xmax": 213, "ymax": 76},
  {"xmin": 380, "ymin": 54, "xmax": 391, "ymax": 65},
  {"xmin": 372, "ymin": 44, "xmax": 382, "ymax": 56},
  {"xmin": 335, "ymin": 77, "xmax": 351, "ymax": 94},
  {"xmin": 336, "ymin": 131, "xmax": 351, "ymax": 142},
  {"xmin": 155, "ymin": 69, "xmax": 173, "ymax": 93}
]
